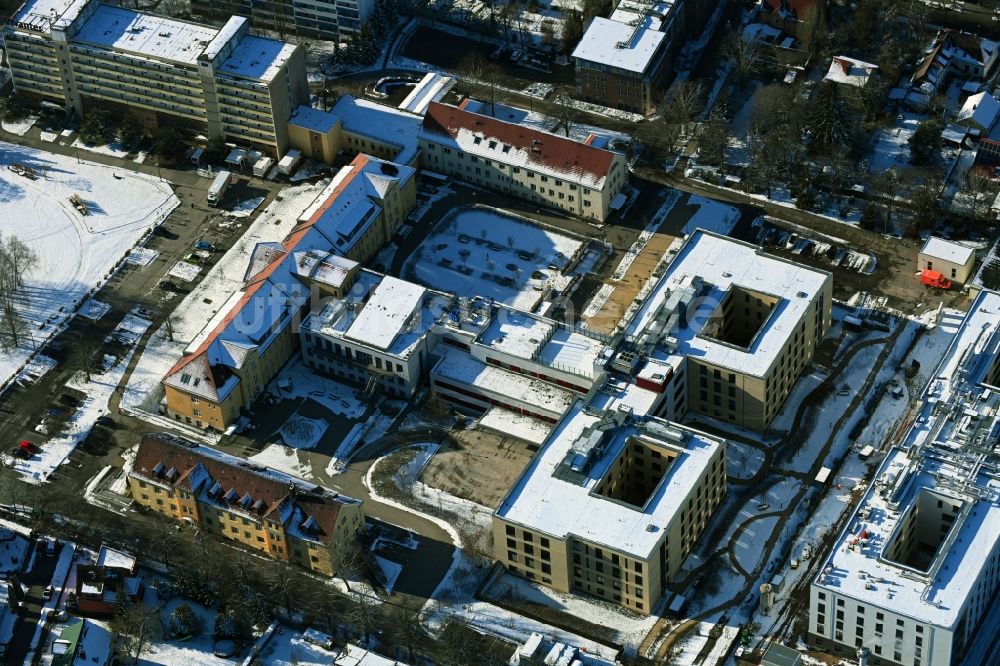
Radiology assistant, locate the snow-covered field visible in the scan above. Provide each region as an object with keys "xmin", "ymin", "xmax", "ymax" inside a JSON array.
[
  {"xmin": 868, "ymin": 112, "xmax": 922, "ymax": 172},
  {"xmin": 403, "ymin": 207, "xmax": 583, "ymax": 311},
  {"xmin": 120, "ymin": 181, "xmax": 328, "ymax": 421},
  {"xmin": 0, "ymin": 142, "xmax": 176, "ymax": 389},
  {"xmin": 1, "ymin": 115, "xmax": 37, "ymax": 136},
  {"xmin": 680, "ymin": 194, "xmax": 740, "ymax": 236}
]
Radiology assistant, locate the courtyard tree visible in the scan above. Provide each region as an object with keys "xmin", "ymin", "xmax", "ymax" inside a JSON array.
[
  {"xmin": 204, "ymin": 136, "xmax": 229, "ymax": 165},
  {"xmin": 80, "ymin": 109, "xmax": 114, "ymax": 145},
  {"xmin": 722, "ymin": 30, "xmax": 764, "ymax": 86},
  {"xmin": 112, "ymin": 595, "xmax": 159, "ymax": 664},
  {"xmin": 807, "ymin": 81, "xmax": 853, "ymax": 155},
  {"xmin": 328, "ymin": 535, "xmax": 364, "ymax": 593},
  {"xmin": 118, "ymin": 111, "xmax": 145, "ymax": 150},
  {"xmin": 348, "ymin": 591, "xmax": 378, "ymax": 644},
  {"xmin": 152, "ymin": 126, "xmax": 185, "ymax": 161},
  {"xmin": 562, "ymin": 11, "xmax": 583, "ymax": 54},
  {"xmin": 387, "ymin": 602, "xmax": 427, "ymax": 662}
]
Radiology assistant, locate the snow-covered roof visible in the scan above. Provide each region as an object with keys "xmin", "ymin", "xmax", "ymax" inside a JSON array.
[
  {"xmin": 288, "ymin": 105, "xmax": 341, "ymax": 134},
  {"xmin": 609, "ymin": 0, "xmax": 676, "ymax": 30},
  {"xmin": 201, "ymin": 15, "xmax": 245, "ymax": 61},
  {"xmin": 398, "ymin": 72, "xmax": 456, "ymax": 115},
  {"xmin": 919, "ymin": 236, "xmax": 976, "ymax": 267},
  {"xmin": 537, "ymin": 328, "xmax": 607, "ymax": 379},
  {"xmin": 496, "ymin": 401, "xmax": 723, "ymax": 558},
  {"xmin": 96, "ymin": 546, "xmax": 135, "ymax": 571},
  {"xmin": 623, "ymin": 230, "xmax": 831, "ymax": 378},
  {"xmin": 10, "ymin": 0, "xmax": 90, "ymax": 34},
  {"xmin": 344, "ymin": 276, "xmax": 426, "ymax": 351},
  {"xmin": 434, "ymin": 347, "xmax": 576, "ymax": 416},
  {"xmin": 814, "ymin": 290, "xmax": 1000, "ymax": 629},
  {"xmin": 824, "ymin": 55, "xmax": 878, "ymax": 87},
  {"xmin": 334, "ymin": 644, "xmax": 403, "ymax": 665},
  {"xmin": 957, "ymin": 91, "xmax": 1000, "ymax": 130},
  {"xmin": 571, "ymin": 17, "xmax": 667, "ymax": 74},
  {"xmin": 421, "ymin": 102, "xmax": 621, "ymax": 189},
  {"xmin": 73, "ymin": 5, "xmax": 217, "ymax": 65},
  {"xmin": 478, "ymin": 309, "xmax": 555, "ymax": 360},
  {"xmin": 291, "ymin": 250, "xmax": 358, "ymax": 289},
  {"xmin": 216, "ymin": 34, "xmax": 297, "ymax": 82},
  {"xmin": 332, "ymin": 95, "xmax": 422, "ymax": 165}
]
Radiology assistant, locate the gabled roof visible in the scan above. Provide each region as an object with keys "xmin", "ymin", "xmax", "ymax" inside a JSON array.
[
  {"xmin": 420, "ymin": 102, "xmax": 618, "ymax": 189},
  {"xmin": 957, "ymin": 91, "xmax": 1000, "ymax": 131},
  {"xmin": 132, "ymin": 433, "xmax": 359, "ymax": 543},
  {"xmin": 244, "ymin": 242, "xmax": 286, "ymax": 283}
]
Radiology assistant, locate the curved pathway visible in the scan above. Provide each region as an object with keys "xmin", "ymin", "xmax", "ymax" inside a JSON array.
[{"xmin": 642, "ymin": 325, "xmax": 902, "ymax": 660}]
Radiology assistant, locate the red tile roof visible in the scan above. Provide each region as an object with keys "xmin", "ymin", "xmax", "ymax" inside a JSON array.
[
  {"xmin": 132, "ymin": 433, "xmax": 355, "ymax": 543},
  {"xmin": 421, "ymin": 101, "xmax": 617, "ymax": 186},
  {"xmin": 163, "ymin": 155, "xmax": 374, "ymax": 389}
]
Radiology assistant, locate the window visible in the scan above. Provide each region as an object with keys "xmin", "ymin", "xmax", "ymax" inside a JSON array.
[{"xmin": 506, "ymin": 525, "xmax": 515, "ymax": 536}]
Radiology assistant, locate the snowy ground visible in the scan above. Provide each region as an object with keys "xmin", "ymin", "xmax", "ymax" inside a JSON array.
[
  {"xmin": 0, "ymin": 141, "xmax": 177, "ymax": 390},
  {"xmin": 403, "ymin": 207, "xmax": 583, "ymax": 311},
  {"xmin": 138, "ymin": 596, "xmax": 231, "ymax": 666},
  {"xmin": 278, "ymin": 415, "xmax": 329, "ymax": 449},
  {"xmin": 268, "ymin": 358, "xmax": 366, "ymax": 419},
  {"xmin": 6, "ymin": 313, "xmax": 149, "ymax": 483},
  {"xmin": 255, "ymin": 628, "xmax": 339, "ymax": 665},
  {"xmin": 248, "ymin": 444, "xmax": 312, "ymax": 479},
  {"xmin": 120, "ymin": 181, "xmax": 329, "ymax": 420},
  {"xmin": 867, "ymin": 112, "xmax": 922, "ymax": 172},
  {"xmin": 1, "ymin": 115, "xmax": 37, "ymax": 136},
  {"xmin": 680, "ymin": 195, "xmax": 740, "ymax": 236}
]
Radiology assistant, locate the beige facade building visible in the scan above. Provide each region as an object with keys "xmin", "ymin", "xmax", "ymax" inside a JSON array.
[
  {"xmin": 163, "ymin": 153, "xmax": 413, "ymax": 431},
  {"xmin": 129, "ymin": 433, "xmax": 364, "ymax": 576},
  {"xmin": 3, "ymin": 0, "xmax": 308, "ymax": 155},
  {"xmin": 287, "ymin": 95, "xmax": 422, "ymax": 167},
  {"xmin": 494, "ymin": 402, "xmax": 726, "ymax": 614},
  {"xmin": 419, "ymin": 101, "xmax": 629, "ymax": 223},
  {"xmin": 918, "ymin": 237, "xmax": 976, "ymax": 285},
  {"xmin": 619, "ymin": 230, "xmax": 833, "ymax": 431}
]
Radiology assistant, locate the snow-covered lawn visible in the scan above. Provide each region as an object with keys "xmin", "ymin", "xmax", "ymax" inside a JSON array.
[
  {"xmin": 121, "ymin": 181, "xmax": 328, "ymax": 420},
  {"xmin": 868, "ymin": 112, "xmax": 922, "ymax": 172},
  {"xmin": 138, "ymin": 597, "xmax": 230, "ymax": 666},
  {"xmin": 404, "ymin": 207, "xmax": 584, "ymax": 311},
  {"xmin": 680, "ymin": 195, "xmax": 740, "ymax": 236},
  {"xmin": 0, "ymin": 528, "xmax": 29, "ymax": 576},
  {"xmin": 0, "ymin": 141, "xmax": 177, "ymax": 389},
  {"xmin": 1, "ymin": 115, "xmax": 37, "ymax": 136},
  {"xmin": 269, "ymin": 357, "xmax": 366, "ymax": 419},
  {"xmin": 249, "ymin": 444, "xmax": 312, "ymax": 479},
  {"xmin": 255, "ymin": 628, "xmax": 339, "ymax": 665}
]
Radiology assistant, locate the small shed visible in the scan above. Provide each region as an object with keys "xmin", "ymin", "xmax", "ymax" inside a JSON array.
[{"xmin": 919, "ymin": 237, "xmax": 976, "ymax": 285}]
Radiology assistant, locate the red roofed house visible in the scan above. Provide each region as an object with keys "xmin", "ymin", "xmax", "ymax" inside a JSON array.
[
  {"xmin": 73, "ymin": 546, "xmax": 143, "ymax": 617},
  {"xmin": 128, "ymin": 433, "xmax": 364, "ymax": 576},
  {"xmin": 162, "ymin": 152, "xmax": 415, "ymax": 431},
  {"xmin": 418, "ymin": 102, "xmax": 629, "ymax": 222}
]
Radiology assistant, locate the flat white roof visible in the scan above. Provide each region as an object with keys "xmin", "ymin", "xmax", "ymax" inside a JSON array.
[
  {"xmin": 496, "ymin": 402, "xmax": 722, "ymax": 557},
  {"xmin": 537, "ymin": 328, "xmax": 606, "ymax": 378},
  {"xmin": 344, "ymin": 276, "xmax": 425, "ymax": 351},
  {"xmin": 478, "ymin": 310, "xmax": 554, "ymax": 360},
  {"xmin": 814, "ymin": 290, "xmax": 1000, "ymax": 628},
  {"xmin": 73, "ymin": 5, "xmax": 216, "ymax": 65},
  {"xmin": 624, "ymin": 230, "xmax": 830, "ymax": 377},
  {"xmin": 433, "ymin": 348, "xmax": 576, "ymax": 416},
  {"xmin": 398, "ymin": 72, "xmax": 456, "ymax": 115},
  {"xmin": 217, "ymin": 34, "xmax": 297, "ymax": 82},
  {"xmin": 96, "ymin": 546, "xmax": 136, "ymax": 570},
  {"xmin": 289, "ymin": 105, "xmax": 340, "ymax": 133},
  {"xmin": 919, "ymin": 236, "xmax": 975, "ymax": 267},
  {"xmin": 571, "ymin": 16, "xmax": 667, "ymax": 74},
  {"xmin": 11, "ymin": 0, "xmax": 89, "ymax": 34},
  {"xmin": 332, "ymin": 95, "xmax": 422, "ymax": 165}
]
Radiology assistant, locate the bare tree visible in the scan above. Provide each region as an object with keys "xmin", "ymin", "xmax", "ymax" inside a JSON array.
[
  {"xmin": 348, "ymin": 591, "xmax": 378, "ymax": 644},
  {"xmin": 112, "ymin": 595, "xmax": 159, "ymax": 664},
  {"xmin": 963, "ymin": 169, "xmax": 999, "ymax": 224},
  {"xmin": 266, "ymin": 560, "xmax": 302, "ymax": 618},
  {"xmin": 328, "ymin": 536, "xmax": 363, "ymax": 593},
  {"xmin": 722, "ymin": 31, "xmax": 764, "ymax": 86},
  {"xmin": 387, "ymin": 602, "xmax": 427, "ymax": 662}
]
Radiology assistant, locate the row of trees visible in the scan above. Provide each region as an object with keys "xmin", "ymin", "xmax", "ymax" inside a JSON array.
[{"xmin": 78, "ymin": 108, "xmax": 186, "ymax": 160}]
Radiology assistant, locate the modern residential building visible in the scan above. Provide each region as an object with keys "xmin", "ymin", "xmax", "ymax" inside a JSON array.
[
  {"xmin": 190, "ymin": 0, "xmax": 376, "ymax": 42},
  {"xmin": 128, "ymin": 432, "xmax": 365, "ymax": 576},
  {"xmin": 571, "ymin": 15, "xmax": 671, "ymax": 115},
  {"xmin": 162, "ymin": 153, "xmax": 411, "ymax": 430},
  {"xmin": 617, "ymin": 230, "xmax": 832, "ymax": 431},
  {"xmin": 493, "ymin": 400, "xmax": 727, "ymax": 614},
  {"xmin": 419, "ymin": 101, "xmax": 629, "ymax": 222},
  {"xmin": 918, "ymin": 237, "xmax": 976, "ymax": 286},
  {"xmin": 287, "ymin": 95, "xmax": 422, "ymax": 167},
  {"xmin": 808, "ymin": 289, "xmax": 1000, "ymax": 666},
  {"xmin": 2, "ymin": 0, "xmax": 308, "ymax": 155}
]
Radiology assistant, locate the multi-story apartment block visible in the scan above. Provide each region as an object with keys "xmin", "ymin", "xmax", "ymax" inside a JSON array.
[
  {"xmin": 493, "ymin": 401, "xmax": 726, "ymax": 614},
  {"xmin": 808, "ymin": 289, "xmax": 1000, "ymax": 666},
  {"xmin": 617, "ymin": 230, "xmax": 832, "ymax": 431},
  {"xmin": 129, "ymin": 433, "xmax": 364, "ymax": 576},
  {"xmin": 191, "ymin": 0, "xmax": 376, "ymax": 42},
  {"xmin": 2, "ymin": 0, "xmax": 308, "ymax": 155},
  {"xmin": 418, "ymin": 101, "xmax": 629, "ymax": 223},
  {"xmin": 162, "ymin": 153, "xmax": 412, "ymax": 430}
]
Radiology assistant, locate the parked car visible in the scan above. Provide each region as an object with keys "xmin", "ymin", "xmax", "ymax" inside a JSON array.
[
  {"xmin": 195, "ymin": 240, "xmax": 217, "ymax": 252},
  {"xmin": 42, "ymin": 585, "xmax": 54, "ymax": 600},
  {"xmin": 95, "ymin": 415, "xmax": 115, "ymax": 429},
  {"xmin": 158, "ymin": 280, "xmax": 179, "ymax": 292},
  {"xmin": 59, "ymin": 393, "xmax": 80, "ymax": 408}
]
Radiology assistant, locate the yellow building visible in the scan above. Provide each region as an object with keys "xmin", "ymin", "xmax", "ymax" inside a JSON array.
[
  {"xmin": 418, "ymin": 101, "xmax": 629, "ymax": 223},
  {"xmin": 163, "ymin": 153, "xmax": 413, "ymax": 431},
  {"xmin": 493, "ymin": 403, "xmax": 726, "ymax": 614},
  {"xmin": 129, "ymin": 433, "xmax": 364, "ymax": 575},
  {"xmin": 287, "ymin": 95, "xmax": 422, "ymax": 168},
  {"xmin": 2, "ymin": 0, "xmax": 308, "ymax": 156}
]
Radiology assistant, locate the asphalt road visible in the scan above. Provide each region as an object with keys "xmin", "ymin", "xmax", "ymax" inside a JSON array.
[{"xmin": 4, "ymin": 543, "xmax": 61, "ymax": 665}]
